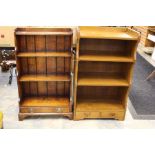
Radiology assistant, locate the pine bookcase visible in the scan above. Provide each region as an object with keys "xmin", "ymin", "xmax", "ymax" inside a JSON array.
[
  {"xmin": 74, "ymin": 27, "xmax": 140, "ymax": 120},
  {"xmin": 15, "ymin": 28, "xmax": 73, "ymax": 120}
]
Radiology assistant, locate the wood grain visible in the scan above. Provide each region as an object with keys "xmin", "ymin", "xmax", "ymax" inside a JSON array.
[
  {"xmin": 15, "ymin": 27, "xmax": 73, "ymax": 120},
  {"xmin": 74, "ymin": 26, "xmax": 140, "ymax": 121},
  {"xmin": 19, "ymin": 74, "xmax": 70, "ymax": 82}
]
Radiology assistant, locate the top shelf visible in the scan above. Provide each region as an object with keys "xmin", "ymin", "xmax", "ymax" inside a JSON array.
[
  {"xmin": 79, "ymin": 27, "xmax": 140, "ymax": 40},
  {"xmin": 15, "ymin": 27, "xmax": 73, "ymax": 36},
  {"xmin": 148, "ymin": 28, "xmax": 155, "ymax": 33}
]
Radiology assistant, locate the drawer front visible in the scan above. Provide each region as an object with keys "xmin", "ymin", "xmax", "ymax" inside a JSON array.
[
  {"xmin": 76, "ymin": 111, "xmax": 124, "ymax": 119},
  {"xmin": 20, "ymin": 107, "xmax": 69, "ymax": 113}
]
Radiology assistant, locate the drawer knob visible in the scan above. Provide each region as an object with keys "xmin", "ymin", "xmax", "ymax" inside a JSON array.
[
  {"xmin": 111, "ymin": 113, "xmax": 115, "ymax": 117},
  {"xmin": 84, "ymin": 112, "xmax": 90, "ymax": 117},
  {"xmin": 56, "ymin": 108, "xmax": 62, "ymax": 112},
  {"xmin": 29, "ymin": 108, "xmax": 33, "ymax": 113}
]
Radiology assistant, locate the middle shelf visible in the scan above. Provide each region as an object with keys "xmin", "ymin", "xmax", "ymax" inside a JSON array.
[
  {"xmin": 78, "ymin": 54, "xmax": 134, "ymax": 62},
  {"xmin": 77, "ymin": 61, "xmax": 132, "ymax": 86},
  {"xmin": 77, "ymin": 73, "xmax": 129, "ymax": 86},
  {"xmin": 17, "ymin": 51, "xmax": 71, "ymax": 57},
  {"xmin": 19, "ymin": 74, "xmax": 70, "ymax": 82}
]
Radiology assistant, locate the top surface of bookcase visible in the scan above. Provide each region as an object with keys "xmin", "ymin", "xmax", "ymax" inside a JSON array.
[
  {"xmin": 79, "ymin": 26, "xmax": 140, "ymax": 40},
  {"xmin": 15, "ymin": 27, "xmax": 73, "ymax": 35}
]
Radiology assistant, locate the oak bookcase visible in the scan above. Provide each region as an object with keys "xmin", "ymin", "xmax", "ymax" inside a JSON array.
[
  {"xmin": 15, "ymin": 28, "xmax": 73, "ymax": 120},
  {"xmin": 74, "ymin": 27, "xmax": 140, "ymax": 120}
]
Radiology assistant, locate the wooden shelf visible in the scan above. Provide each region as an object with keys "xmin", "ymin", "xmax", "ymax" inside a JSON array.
[
  {"xmin": 77, "ymin": 74, "xmax": 129, "ymax": 86},
  {"xmin": 79, "ymin": 26, "xmax": 140, "ymax": 40},
  {"xmin": 16, "ymin": 32, "xmax": 72, "ymax": 35},
  {"xmin": 16, "ymin": 27, "xmax": 73, "ymax": 120},
  {"xmin": 78, "ymin": 54, "xmax": 134, "ymax": 62},
  {"xmin": 19, "ymin": 74, "xmax": 70, "ymax": 82},
  {"xmin": 20, "ymin": 97, "xmax": 69, "ymax": 107},
  {"xmin": 74, "ymin": 26, "xmax": 139, "ymax": 120},
  {"xmin": 15, "ymin": 28, "xmax": 73, "ymax": 36},
  {"xmin": 76, "ymin": 99, "xmax": 124, "ymax": 111},
  {"xmin": 17, "ymin": 52, "xmax": 71, "ymax": 57}
]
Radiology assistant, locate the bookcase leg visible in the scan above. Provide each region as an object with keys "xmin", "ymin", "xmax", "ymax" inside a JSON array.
[
  {"xmin": 73, "ymin": 115, "xmax": 84, "ymax": 121},
  {"xmin": 64, "ymin": 114, "xmax": 73, "ymax": 120},
  {"xmin": 18, "ymin": 114, "xmax": 27, "ymax": 121},
  {"xmin": 68, "ymin": 115, "xmax": 73, "ymax": 120},
  {"xmin": 116, "ymin": 116, "xmax": 125, "ymax": 121}
]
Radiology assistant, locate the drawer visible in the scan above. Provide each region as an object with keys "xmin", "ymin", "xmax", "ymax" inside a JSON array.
[
  {"xmin": 75, "ymin": 111, "xmax": 124, "ymax": 119},
  {"xmin": 20, "ymin": 106, "xmax": 69, "ymax": 113}
]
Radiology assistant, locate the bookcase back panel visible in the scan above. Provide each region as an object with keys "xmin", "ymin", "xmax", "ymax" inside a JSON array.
[
  {"xmin": 78, "ymin": 61, "xmax": 131, "ymax": 78},
  {"xmin": 19, "ymin": 57, "xmax": 71, "ymax": 75},
  {"xmin": 79, "ymin": 39, "xmax": 137, "ymax": 57},
  {"xmin": 77, "ymin": 86, "xmax": 128, "ymax": 101},
  {"xmin": 16, "ymin": 35, "xmax": 71, "ymax": 53},
  {"xmin": 16, "ymin": 35, "xmax": 27, "ymax": 52},
  {"xmin": 22, "ymin": 82, "xmax": 70, "ymax": 98}
]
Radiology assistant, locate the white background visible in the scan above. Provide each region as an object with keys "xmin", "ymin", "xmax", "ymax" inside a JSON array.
[{"xmin": 0, "ymin": 0, "xmax": 155, "ymax": 155}]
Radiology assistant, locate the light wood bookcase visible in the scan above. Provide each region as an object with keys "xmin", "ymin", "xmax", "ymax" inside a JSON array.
[
  {"xmin": 15, "ymin": 28, "xmax": 73, "ymax": 120},
  {"xmin": 74, "ymin": 27, "xmax": 140, "ymax": 120}
]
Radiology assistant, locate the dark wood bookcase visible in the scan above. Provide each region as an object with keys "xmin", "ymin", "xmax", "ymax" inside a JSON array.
[
  {"xmin": 74, "ymin": 27, "xmax": 140, "ymax": 120},
  {"xmin": 15, "ymin": 28, "xmax": 73, "ymax": 120}
]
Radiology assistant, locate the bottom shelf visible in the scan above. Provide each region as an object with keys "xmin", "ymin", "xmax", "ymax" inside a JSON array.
[
  {"xmin": 20, "ymin": 97, "xmax": 69, "ymax": 107},
  {"xmin": 76, "ymin": 99, "xmax": 125, "ymax": 112},
  {"xmin": 75, "ymin": 99, "xmax": 125, "ymax": 120},
  {"xmin": 20, "ymin": 97, "xmax": 70, "ymax": 113}
]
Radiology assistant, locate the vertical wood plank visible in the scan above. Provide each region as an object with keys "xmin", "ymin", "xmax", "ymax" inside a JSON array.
[
  {"xmin": 26, "ymin": 35, "xmax": 35, "ymax": 52},
  {"xmin": 64, "ymin": 82, "xmax": 70, "ymax": 96},
  {"xmin": 46, "ymin": 36, "xmax": 56, "ymax": 51},
  {"xmin": 35, "ymin": 35, "xmax": 46, "ymax": 74},
  {"xmin": 22, "ymin": 83, "xmax": 30, "ymax": 97},
  {"xmin": 20, "ymin": 58, "xmax": 28, "ymax": 74},
  {"xmin": 46, "ymin": 35, "xmax": 57, "ymax": 75},
  {"xmin": 26, "ymin": 35, "xmax": 37, "ymax": 97},
  {"xmin": 26, "ymin": 35, "xmax": 36, "ymax": 74},
  {"xmin": 57, "ymin": 82, "xmax": 64, "ymax": 96},
  {"xmin": 30, "ymin": 82, "xmax": 38, "ymax": 96},
  {"xmin": 64, "ymin": 36, "xmax": 71, "ymax": 51},
  {"xmin": 35, "ymin": 35, "xmax": 47, "ymax": 96},
  {"xmin": 47, "ymin": 82, "xmax": 56, "ymax": 96},
  {"xmin": 57, "ymin": 36, "xmax": 65, "ymax": 51},
  {"xmin": 47, "ymin": 58, "xmax": 56, "ymax": 74},
  {"xmin": 17, "ymin": 35, "xmax": 27, "ymax": 52},
  {"xmin": 56, "ymin": 57, "xmax": 65, "ymax": 74},
  {"xmin": 56, "ymin": 36, "xmax": 65, "ymax": 96},
  {"xmin": 27, "ymin": 57, "xmax": 36, "ymax": 74},
  {"xmin": 38, "ymin": 82, "xmax": 47, "ymax": 96},
  {"xmin": 64, "ymin": 58, "xmax": 70, "ymax": 73},
  {"xmin": 36, "ymin": 57, "xmax": 46, "ymax": 74},
  {"xmin": 35, "ymin": 35, "xmax": 46, "ymax": 52}
]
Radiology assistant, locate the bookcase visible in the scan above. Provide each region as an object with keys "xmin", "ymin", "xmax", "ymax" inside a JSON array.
[
  {"xmin": 74, "ymin": 27, "xmax": 140, "ymax": 120},
  {"xmin": 15, "ymin": 28, "xmax": 73, "ymax": 120}
]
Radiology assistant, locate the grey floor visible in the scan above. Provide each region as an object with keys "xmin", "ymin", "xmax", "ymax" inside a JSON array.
[
  {"xmin": 129, "ymin": 53, "xmax": 155, "ymax": 118},
  {"xmin": 1, "ymin": 69, "xmax": 155, "ymax": 129}
]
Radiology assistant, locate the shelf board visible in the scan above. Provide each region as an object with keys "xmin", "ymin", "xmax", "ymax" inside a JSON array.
[
  {"xmin": 76, "ymin": 99, "xmax": 124, "ymax": 111},
  {"xmin": 20, "ymin": 97, "xmax": 69, "ymax": 107},
  {"xmin": 79, "ymin": 26, "xmax": 140, "ymax": 40},
  {"xmin": 17, "ymin": 52, "xmax": 71, "ymax": 57},
  {"xmin": 15, "ymin": 28, "xmax": 73, "ymax": 36},
  {"xmin": 78, "ymin": 54, "xmax": 134, "ymax": 62},
  {"xmin": 16, "ymin": 31, "xmax": 72, "ymax": 35},
  {"xmin": 77, "ymin": 74, "xmax": 129, "ymax": 86},
  {"xmin": 19, "ymin": 74, "xmax": 70, "ymax": 82}
]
